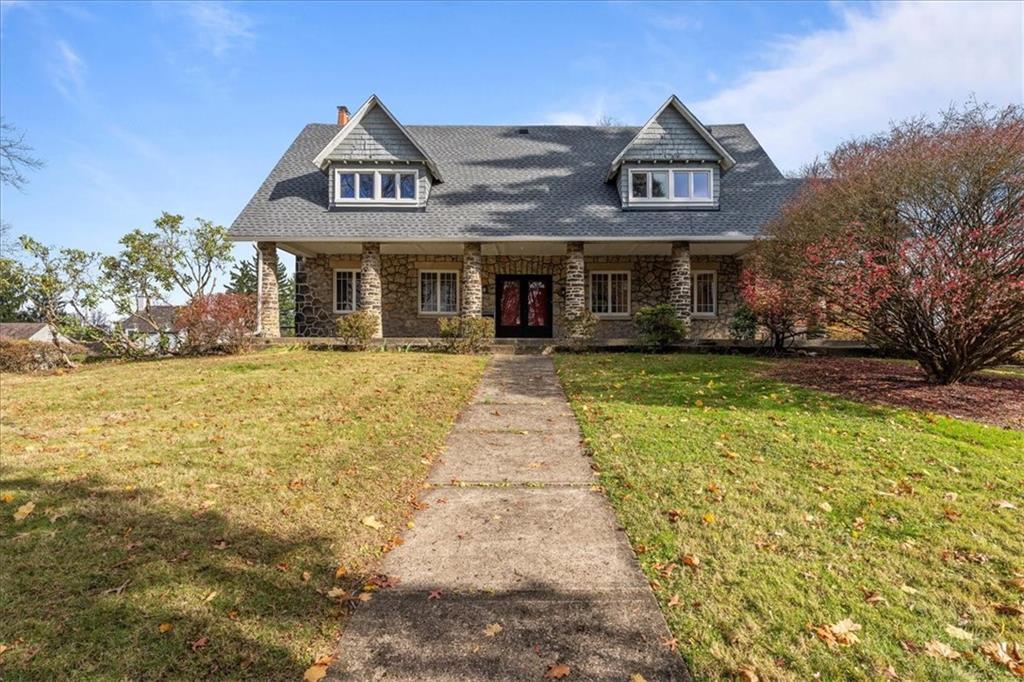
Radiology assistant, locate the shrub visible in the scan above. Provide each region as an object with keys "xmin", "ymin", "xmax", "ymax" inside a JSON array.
[
  {"xmin": 336, "ymin": 311, "xmax": 378, "ymax": 350},
  {"xmin": 633, "ymin": 304, "xmax": 686, "ymax": 351},
  {"xmin": 729, "ymin": 303, "xmax": 758, "ymax": 342},
  {"xmin": 560, "ymin": 309, "xmax": 598, "ymax": 350},
  {"xmin": 0, "ymin": 339, "xmax": 73, "ymax": 372},
  {"xmin": 177, "ymin": 293, "xmax": 256, "ymax": 355},
  {"xmin": 438, "ymin": 316, "xmax": 494, "ymax": 353}
]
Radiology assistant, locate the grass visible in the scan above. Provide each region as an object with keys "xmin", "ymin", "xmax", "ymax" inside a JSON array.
[
  {"xmin": 556, "ymin": 353, "xmax": 1023, "ymax": 681},
  {"xmin": 0, "ymin": 348, "xmax": 487, "ymax": 679}
]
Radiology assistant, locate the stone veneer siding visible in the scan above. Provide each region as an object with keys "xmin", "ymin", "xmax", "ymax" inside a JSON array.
[
  {"xmin": 256, "ymin": 241, "xmax": 280, "ymax": 338},
  {"xmin": 294, "ymin": 251, "xmax": 741, "ymax": 340}
]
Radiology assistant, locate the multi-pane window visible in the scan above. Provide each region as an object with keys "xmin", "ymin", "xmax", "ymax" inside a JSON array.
[
  {"xmin": 691, "ymin": 271, "xmax": 716, "ymax": 316},
  {"xmin": 590, "ymin": 272, "xmax": 630, "ymax": 316},
  {"xmin": 334, "ymin": 270, "xmax": 362, "ymax": 313},
  {"xmin": 334, "ymin": 169, "xmax": 418, "ymax": 203},
  {"xmin": 420, "ymin": 271, "xmax": 459, "ymax": 314},
  {"xmin": 629, "ymin": 168, "xmax": 712, "ymax": 203}
]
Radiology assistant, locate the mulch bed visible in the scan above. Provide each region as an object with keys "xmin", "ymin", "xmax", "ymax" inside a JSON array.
[{"xmin": 768, "ymin": 357, "xmax": 1024, "ymax": 430}]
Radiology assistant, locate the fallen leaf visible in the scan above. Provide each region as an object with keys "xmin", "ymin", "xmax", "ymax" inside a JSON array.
[
  {"xmin": 303, "ymin": 654, "xmax": 337, "ymax": 682},
  {"xmin": 212, "ymin": 540, "xmax": 229, "ymax": 550},
  {"xmin": 13, "ymin": 501, "xmax": 34, "ymax": 522},
  {"xmin": 681, "ymin": 554, "xmax": 700, "ymax": 568},
  {"xmin": 977, "ymin": 641, "xmax": 1024, "ymax": 676},
  {"xmin": 428, "ymin": 589, "xmax": 442, "ymax": 601},
  {"xmin": 945, "ymin": 625, "xmax": 973, "ymax": 641},
  {"xmin": 159, "ymin": 622, "xmax": 174, "ymax": 633},
  {"xmin": 483, "ymin": 623, "xmax": 502, "ymax": 637},
  {"xmin": 326, "ymin": 587, "xmax": 348, "ymax": 600},
  {"xmin": 1, "ymin": 493, "xmax": 13, "ymax": 504},
  {"xmin": 630, "ymin": 674, "xmax": 649, "ymax": 682},
  {"xmin": 994, "ymin": 603, "xmax": 1024, "ymax": 617},
  {"xmin": 361, "ymin": 515, "xmax": 383, "ymax": 530},
  {"xmin": 993, "ymin": 500, "xmax": 1017, "ymax": 510},
  {"xmin": 302, "ymin": 571, "xmax": 311, "ymax": 582},
  {"xmin": 815, "ymin": 619, "xmax": 862, "ymax": 647},
  {"xmin": 923, "ymin": 640, "xmax": 960, "ymax": 660},
  {"xmin": 736, "ymin": 665, "xmax": 759, "ymax": 682},
  {"xmin": 544, "ymin": 663, "xmax": 571, "ymax": 678},
  {"xmin": 900, "ymin": 584, "xmax": 919, "ymax": 595},
  {"xmin": 702, "ymin": 512, "xmax": 716, "ymax": 525},
  {"xmin": 335, "ymin": 565, "xmax": 347, "ymax": 579},
  {"xmin": 819, "ymin": 502, "xmax": 832, "ymax": 513},
  {"xmin": 203, "ymin": 590, "xmax": 217, "ymax": 603},
  {"xmin": 191, "ymin": 636, "xmax": 209, "ymax": 652}
]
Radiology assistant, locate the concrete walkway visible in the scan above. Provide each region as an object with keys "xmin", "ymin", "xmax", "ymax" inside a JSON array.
[{"xmin": 330, "ymin": 355, "xmax": 690, "ymax": 681}]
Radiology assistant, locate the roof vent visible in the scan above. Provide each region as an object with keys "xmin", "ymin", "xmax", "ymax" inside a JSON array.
[{"xmin": 516, "ymin": 128, "xmax": 529, "ymax": 135}]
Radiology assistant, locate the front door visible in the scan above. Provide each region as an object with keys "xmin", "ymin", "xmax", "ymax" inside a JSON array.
[{"xmin": 495, "ymin": 275, "xmax": 553, "ymax": 338}]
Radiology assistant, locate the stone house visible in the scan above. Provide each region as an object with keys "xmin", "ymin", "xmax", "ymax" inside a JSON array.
[{"xmin": 229, "ymin": 95, "xmax": 801, "ymax": 341}]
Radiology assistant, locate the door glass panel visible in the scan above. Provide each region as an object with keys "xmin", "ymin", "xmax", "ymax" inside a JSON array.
[
  {"xmin": 527, "ymin": 280, "xmax": 547, "ymax": 326},
  {"xmin": 500, "ymin": 280, "xmax": 520, "ymax": 326}
]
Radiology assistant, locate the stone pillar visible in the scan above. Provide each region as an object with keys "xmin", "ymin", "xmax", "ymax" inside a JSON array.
[
  {"xmin": 669, "ymin": 241, "xmax": 692, "ymax": 326},
  {"xmin": 461, "ymin": 242, "xmax": 483, "ymax": 317},
  {"xmin": 564, "ymin": 242, "xmax": 586, "ymax": 333},
  {"xmin": 359, "ymin": 242, "xmax": 383, "ymax": 338},
  {"xmin": 257, "ymin": 241, "xmax": 280, "ymax": 338}
]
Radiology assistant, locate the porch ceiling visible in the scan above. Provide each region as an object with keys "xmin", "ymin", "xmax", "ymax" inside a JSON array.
[{"xmin": 278, "ymin": 240, "xmax": 752, "ymax": 258}]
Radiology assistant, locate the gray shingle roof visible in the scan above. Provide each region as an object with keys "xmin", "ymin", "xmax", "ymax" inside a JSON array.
[{"xmin": 229, "ymin": 123, "xmax": 802, "ymax": 241}]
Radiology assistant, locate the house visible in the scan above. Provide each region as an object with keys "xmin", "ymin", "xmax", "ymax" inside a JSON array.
[
  {"xmin": 120, "ymin": 303, "xmax": 183, "ymax": 349},
  {"xmin": 0, "ymin": 322, "xmax": 61, "ymax": 343},
  {"xmin": 230, "ymin": 95, "xmax": 801, "ymax": 341}
]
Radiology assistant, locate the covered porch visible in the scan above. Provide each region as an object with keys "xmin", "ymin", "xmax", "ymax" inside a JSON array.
[{"xmin": 254, "ymin": 240, "xmax": 750, "ymax": 341}]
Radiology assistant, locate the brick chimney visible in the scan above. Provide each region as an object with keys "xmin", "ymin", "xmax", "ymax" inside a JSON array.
[{"xmin": 337, "ymin": 105, "xmax": 349, "ymax": 126}]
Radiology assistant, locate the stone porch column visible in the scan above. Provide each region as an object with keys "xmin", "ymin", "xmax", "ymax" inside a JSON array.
[
  {"xmin": 461, "ymin": 242, "xmax": 482, "ymax": 317},
  {"xmin": 564, "ymin": 241, "xmax": 586, "ymax": 328},
  {"xmin": 669, "ymin": 241, "xmax": 692, "ymax": 327},
  {"xmin": 359, "ymin": 242, "xmax": 383, "ymax": 338},
  {"xmin": 256, "ymin": 241, "xmax": 280, "ymax": 338}
]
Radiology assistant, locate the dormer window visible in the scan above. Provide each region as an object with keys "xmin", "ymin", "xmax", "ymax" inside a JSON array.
[
  {"xmin": 334, "ymin": 168, "xmax": 418, "ymax": 204},
  {"xmin": 629, "ymin": 168, "xmax": 713, "ymax": 204}
]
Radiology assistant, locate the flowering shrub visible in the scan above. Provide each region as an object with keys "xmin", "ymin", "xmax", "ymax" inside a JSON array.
[
  {"xmin": 176, "ymin": 293, "xmax": 256, "ymax": 355},
  {"xmin": 754, "ymin": 102, "xmax": 1024, "ymax": 383}
]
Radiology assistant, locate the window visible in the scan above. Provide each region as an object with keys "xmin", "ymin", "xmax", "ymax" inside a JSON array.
[
  {"xmin": 334, "ymin": 269, "xmax": 362, "ymax": 313},
  {"xmin": 590, "ymin": 271, "xmax": 630, "ymax": 316},
  {"xmin": 419, "ymin": 271, "xmax": 459, "ymax": 314},
  {"xmin": 691, "ymin": 271, "xmax": 716, "ymax": 317},
  {"xmin": 629, "ymin": 168, "xmax": 713, "ymax": 203},
  {"xmin": 334, "ymin": 169, "xmax": 418, "ymax": 204}
]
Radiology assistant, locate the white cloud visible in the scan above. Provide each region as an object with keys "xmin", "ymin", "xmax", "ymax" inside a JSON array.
[
  {"xmin": 695, "ymin": 1, "xmax": 1024, "ymax": 172},
  {"xmin": 51, "ymin": 39, "xmax": 87, "ymax": 104},
  {"xmin": 178, "ymin": 1, "xmax": 254, "ymax": 57}
]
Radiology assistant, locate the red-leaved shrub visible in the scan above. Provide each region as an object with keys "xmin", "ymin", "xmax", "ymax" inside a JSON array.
[{"xmin": 176, "ymin": 293, "xmax": 256, "ymax": 355}]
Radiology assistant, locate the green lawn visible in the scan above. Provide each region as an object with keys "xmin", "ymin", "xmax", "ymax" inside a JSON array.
[
  {"xmin": 0, "ymin": 349, "xmax": 486, "ymax": 679},
  {"xmin": 556, "ymin": 354, "xmax": 1023, "ymax": 681}
]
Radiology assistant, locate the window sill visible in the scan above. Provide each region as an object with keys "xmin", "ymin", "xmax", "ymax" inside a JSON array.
[
  {"xmin": 418, "ymin": 311, "xmax": 459, "ymax": 317},
  {"xmin": 334, "ymin": 309, "xmax": 358, "ymax": 315},
  {"xmin": 691, "ymin": 313, "xmax": 717, "ymax": 319},
  {"xmin": 593, "ymin": 313, "xmax": 631, "ymax": 320}
]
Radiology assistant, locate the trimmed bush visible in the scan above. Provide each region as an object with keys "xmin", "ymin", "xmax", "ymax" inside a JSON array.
[
  {"xmin": 438, "ymin": 316, "xmax": 494, "ymax": 354},
  {"xmin": 177, "ymin": 293, "xmax": 257, "ymax": 355},
  {"xmin": 0, "ymin": 339, "xmax": 72, "ymax": 372},
  {"xmin": 729, "ymin": 303, "xmax": 758, "ymax": 342},
  {"xmin": 634, "ymin": 304, "xmax": 686, "ymax": 351},
  {"xmin": 336, "ymin": 311, "xmax": 378, "ymax": 350}
]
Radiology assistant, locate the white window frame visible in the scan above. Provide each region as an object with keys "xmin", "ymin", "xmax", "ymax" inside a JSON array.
[
  {"xmin": 418, "ymin": 269, "xmax": 460, "ymax": 316},
  {"xmin": 628, "ymin": 167, "xmax": 713, "ymax": 205},
  {"xmin": 333, "ymin": 168, "xmax": 419, "ymax": 205},
  {"xmin": 333, "ymin": 268, "xmax": 362, "ymax": 314},
  {"xmin": 691, "ymin": 270, "xmax": 717, "ymax": 318},
  {"xmin": 589, "ymin": 271, "xmax": 631, "ymax": 318}
]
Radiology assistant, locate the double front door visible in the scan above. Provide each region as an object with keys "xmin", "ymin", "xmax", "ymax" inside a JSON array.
[{"xmin": 495, "ymin": 275, "xmax": 553, "ymax": 338}]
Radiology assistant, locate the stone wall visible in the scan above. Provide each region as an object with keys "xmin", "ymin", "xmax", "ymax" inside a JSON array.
[{"xmin": 294, "ymin": 250, "xmax": 742, "ymax": 340}]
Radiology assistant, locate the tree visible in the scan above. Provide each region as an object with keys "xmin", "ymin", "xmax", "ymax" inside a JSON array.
[
  {"xmin": 0, "ymin": 118, "xmax": 44, "ymax": 191},
  {"xmin": 736, "ymin": 251, "xmax": 817, "ymax": 351},
  {"xmin": 151, "ymin": 212, "xmax": 234, "ymax": 300},
  {"xmin": 760, "ymin": 101, "xmax": 1024, "ymax": 383},
  {"xmin": 0, "ymin": 255, "xmax": 30, "ymax": 321}
]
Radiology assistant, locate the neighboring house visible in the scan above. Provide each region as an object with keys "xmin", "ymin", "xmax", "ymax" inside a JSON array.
[
  {"xmin": 0, "ymin": 322, "xmax": 63, "ymax": 344},
  {"xmin": 121, "ymin": 304, "xmax": 183, "ymax": 348},
  {"xmin": 230, "ymin": 94, "xmax": 801, "ymax": 340}
]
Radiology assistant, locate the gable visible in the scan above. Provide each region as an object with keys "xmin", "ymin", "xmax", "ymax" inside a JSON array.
[
  {"xmin": 626, "ymin": 107, "xmax": 718, "ymax": 161},
  {"xmin": 605, "ymin": 95, "xmax": 736, "ymax": 181},
  {"xmin": 312, "ymin": 95, "xmax": 443, "ymax": 181},
  {"xmin": 325, "ymin": 105, "xmax": 423, "ymax": 162}
]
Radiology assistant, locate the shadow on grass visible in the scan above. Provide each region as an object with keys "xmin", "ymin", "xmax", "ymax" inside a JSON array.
[{"xmin": 0, "ymin": 474, "xmax": 364, "ymax": 679}]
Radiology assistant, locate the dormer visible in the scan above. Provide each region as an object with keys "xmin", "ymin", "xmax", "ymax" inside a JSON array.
[
  {"xmin": 607, "ymin": 95, "xmax": 734, "ymax": 210},
  {"xmin": 312, "ymin": 95, "xmax": 442, "ymax": 208}
]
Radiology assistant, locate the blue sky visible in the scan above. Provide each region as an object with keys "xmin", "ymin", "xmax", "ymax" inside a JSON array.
[{"xmin": 1, "ymin": 0, "xmax": 1021, "ymax": 282}]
